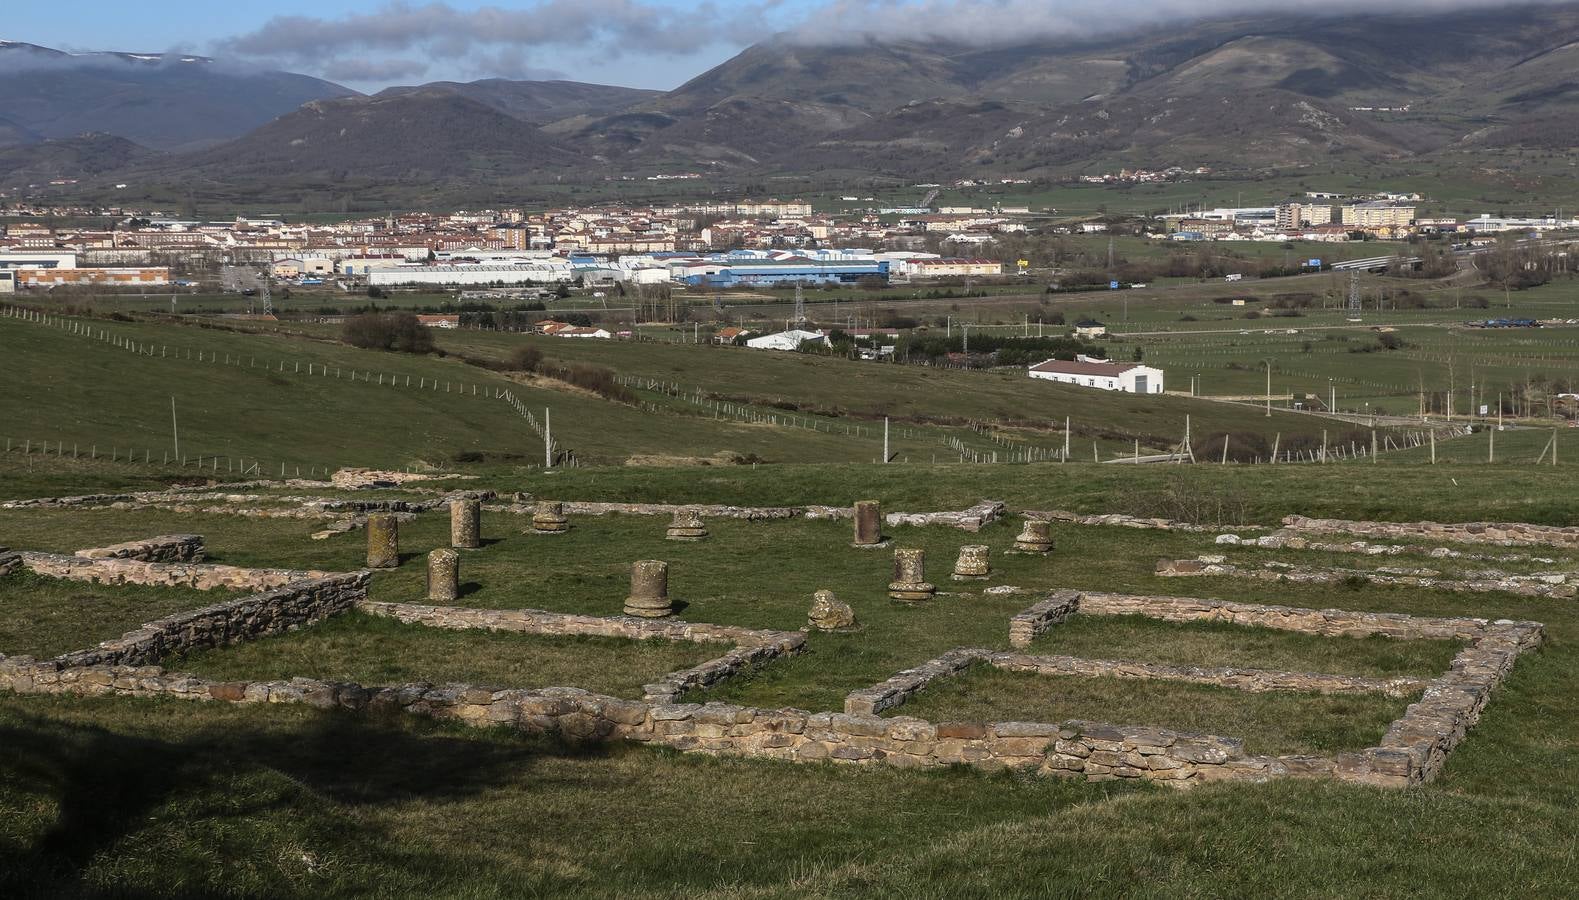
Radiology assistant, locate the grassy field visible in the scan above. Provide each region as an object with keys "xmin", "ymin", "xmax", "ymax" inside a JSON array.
[
  {"xmin": 0, "ymin": 310, "xmax": 966, "ymax": 468},
  {"xmin": 3, "ymin": 454, "xmax": 1579, "ymax": 894},
  {"xmin": 2, "ymin": 305, "xmax": 1369, "ymax": 470}
]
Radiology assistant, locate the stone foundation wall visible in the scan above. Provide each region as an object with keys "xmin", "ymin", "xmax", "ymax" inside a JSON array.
[
  {"xmin": 525, "ymin": 500, "xmax": 808, "ymax": 521},
  {"xmin": 1216, "ymin": 532, "xmax": 1553, "ymax": 565},
  {"xmin": 1008, "ymin": 590, "xmax": 1081, "ymax": 648},
  {"xmin": 1283, "ymin": 515, "xmax": 1579, "ymax": 549},
  {"xmin": 987, "ymin": 651, "xmax": 1430, "ymax": 698},
  {"xmin": 1076, "ymin": 590, "xmax": 1503, "ymax": 642},
  {"xmin": 356, "ymin": 600, "xmax": 806, "ymax": 703},
  {"xmin": 495, "ymin": 499, "xmax": 1005, "ymax": 531},
  {"xmin": 18, "ymin": 551, "xmax": 336, "ymax": 593},
  {"xmin": 885, "ymin": 500, "xmax": 1004, "ymax": 533},
  {"xmin": 1340, "ymin": 621, "xmax": 1543, "ymax": 787},
  {"xmin": 1156, "ymin": 557, "xmax": 1578, "ymax": 600},
  {"xmin": 1, "ymin": 573, "xmax": 371, "ymax": 670},
  {"xmin": 75, "ymin": 534, "xmax": 205, "ymax": 563},
  {"xmin": 844, "ymin": 647, "xmax": 987, "ymax": 715},
  {"xmin": 1029, "ymin": 510, "xmax": 1260, "ymax": 534}
]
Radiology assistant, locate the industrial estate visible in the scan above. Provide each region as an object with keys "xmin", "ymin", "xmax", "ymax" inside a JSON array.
[{"xmin": 5, "ymin": 2, "xmax": 1579, "ymax": 897}]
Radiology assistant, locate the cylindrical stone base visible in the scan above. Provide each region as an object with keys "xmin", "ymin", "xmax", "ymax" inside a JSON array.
[
  {"xmin": 888, "ymin": 547, "xmax": 935, "ymax": 602},
  {"xmin": 624, "ymin": 559, "xmax": 673, "ymax": 618},
  {"xmin": 532, "ymin": 500, "xmax": 569, "ymax": 534},
  {"xmin": 366, "ymin": 513, "xmax": 399, "ymax": 569},
  {"xmin": 852, "ymin": 500, "xmax": 883, "ymax": 546},
  {"xmin": 1013, "ymin": 519, "xmax": 1054, "ymax": 554},
  {"xmin": 953, "ymin": 544, "xmax": 992, "ymax": 580},
  {"xmin": 427, "ymin": 548, "xmax": 460, "ymax": 603},
  {"xmin": 451, "ymin": 498, "xmax": 481, "ymax": 549},
  {"xmin": 666, "ymin": 508, "xmax": 708, "ymax": 541}
]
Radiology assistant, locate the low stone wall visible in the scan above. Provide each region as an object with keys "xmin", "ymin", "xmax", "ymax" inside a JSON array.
[
  {"xmin": 531, "ymin": 501, "xmax": 807, "ymax": 521},
  {"xmin": 0, "ymin": 550, "xmax": 20, "ymax": 576},
  {"xmin": 494, "ymin": 499, "xmax": 1005, "ymax": 531},
  {"xmin": 5, "ymin": 573, "xmax": 371, "ymax": 670},
  {"xmin": 1341, "ymin": 621, "xmax": 1543, "ymax": 787},
  {"xmin": 331, "ymin": 468, "xmax": 473, "ymax": 489},
  {"xmin": 1029, "ymin": 510, "xmax": 1262, "ymax": 534},
  {"xmin": 1156, "ymin": 557, "xmax": 1579, "ymax": 600},
  {"xmin": 987, "ymin": 651, "xmax": 1430, "ymax": 698},
  {"xmin": 18, "ymin": 551, "xmax": 335, "ymax": 592},
  {"xmin": 76, "ymin": 534, "xmax": 205, "ymax": 563},
  {"xmin": 1008, "ymin": 590, "xmax": 1081, "ymax": 648},
  {"xmin": 844, "ymin": 648, "xmax": 987, "ymax": 715},
  {"xmin": 1076, "ymin": 590, "xmax": 1502, "ymax": 642},
  {"xmin": 1283, "ymin": 515, "xmax": 1579, "ymax": 549},
  {"xmin": 1215, "ymin": 532, "xmax": 1554, "ymax": 564},
  {"xmin": 357, "ymin": 600, "xmax": 806, "ymax": 703},
  {"xmin": 885, "ymin": 500, "xmax": 1005, "ymax": 533}
]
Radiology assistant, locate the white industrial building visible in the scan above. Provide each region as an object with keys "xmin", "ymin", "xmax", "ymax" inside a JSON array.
[
  {"xmin": 0, "ymin": 251, "xmax": 76, "ymax": 270},
  {"xmin": 1029, "ymin": 356, "xmax": 1164, "ymax": 394},
  {"xmin": 746, "ymin": 329, "xmax": 829, "ymax": 351},
  {"xmin": 367, "ymin": 262, "xmax": 574, "ymax": 286},
  {"xmin": 0, "ymin": 270, "xmax": 14, "ymax": 293}
]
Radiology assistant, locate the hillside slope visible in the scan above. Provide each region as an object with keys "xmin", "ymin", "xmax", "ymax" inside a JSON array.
[
  {"xmin": 167, "ymin": 90, "xmax": 577, "ymax": 183},
  {"xmin": 0, "ymin": 42, "xmax": 355, "ymax": 151}
]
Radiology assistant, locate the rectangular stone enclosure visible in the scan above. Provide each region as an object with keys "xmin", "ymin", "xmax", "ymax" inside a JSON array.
[{"xmin": 842, "ymin": 589, "xmax": 1542, "ymax": 788}]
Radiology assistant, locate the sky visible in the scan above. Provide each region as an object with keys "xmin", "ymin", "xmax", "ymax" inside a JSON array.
[
  {"xmin": 2, "ymin": 0, "xmax": 763, "ymax": 91},
  {"xmin": 4, "ymin": 0, "xmax": 1568, "ymax": 92}
]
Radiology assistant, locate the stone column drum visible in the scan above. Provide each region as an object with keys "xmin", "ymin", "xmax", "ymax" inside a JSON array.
[
  {"xmin": 625, "ymin": 560, "xmax": 673, "ymax": 618},
  {"xmin": 953, "ymin": 545, "xmax": 991, "ymax": 580},
  {"xmin": 888, "ymin": 548, "xmax": 936, "ymax": 602},
  {"xmin": 852, "ymin": 500, "xmax": 884, "ymax": 547},
  {"xmin": 428, "ymin": 548, "xmax": 460, "ymax": 603},
  {"xmin": 666, "ymin": 508, "xmax": 708, "ymax": 541},
  {"xmin": 451, "ymin": 498, "xmax": 482, "ymax": 549},
  {"xmin": 1013, "ymin": 519, "xmax": 1054, "ymax": 554},
  {"xmin": 532, "ymin": 500, "xmax": 569, "ymax": 534},
  {"xmin": 366, "ymin": 513, "xmax": 400, "ymax": 569}
]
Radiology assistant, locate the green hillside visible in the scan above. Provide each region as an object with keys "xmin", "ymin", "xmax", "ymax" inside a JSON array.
[{"xmin": 2, "ymin": 307, "xmax": 1378, "ymax": 472}]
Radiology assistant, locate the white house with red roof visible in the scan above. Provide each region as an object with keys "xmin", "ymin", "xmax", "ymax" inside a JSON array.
[{"xmin": 1029, "ymin": 356, "xmax": 1164, "ymax": 394}]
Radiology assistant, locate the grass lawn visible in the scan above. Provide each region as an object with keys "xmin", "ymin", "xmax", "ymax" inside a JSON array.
[
  {"xmin": 1028, "ymin": 614, "xmax": 1462, "ymax": 678},
  {"xmin": 0, "ymin": 571, "xmax": 235, "ymax": 660},
  {"xmin": 888, "ymin": 664, "xmax": 1412, "ymax": 756},
  {"xmin": 170, "ymin": 611, "xmax": 726, "ymax": 699}
]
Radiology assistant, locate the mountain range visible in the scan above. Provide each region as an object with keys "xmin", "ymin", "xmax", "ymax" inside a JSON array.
[{"xmin": 5, "ymin": 4, "xmax": 1579, "ymax": 205}]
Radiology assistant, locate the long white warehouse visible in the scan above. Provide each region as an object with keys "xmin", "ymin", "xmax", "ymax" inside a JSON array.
[{"xmin": 367, "ymin": 263, "xmax": 574, "ymax": 286}]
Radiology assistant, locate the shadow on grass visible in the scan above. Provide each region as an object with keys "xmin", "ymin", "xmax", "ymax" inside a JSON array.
[{"xmin": 0, "ymin": 705, "xmax": 613, "ymax": 896}]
